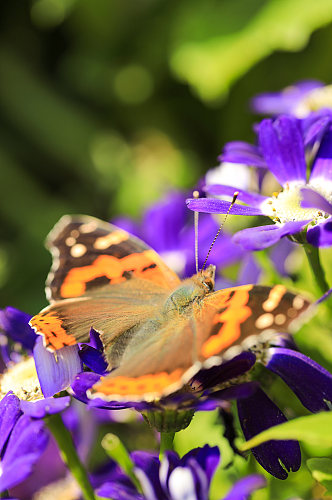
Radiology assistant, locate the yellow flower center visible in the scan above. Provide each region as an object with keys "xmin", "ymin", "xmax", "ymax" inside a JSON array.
[
  {"xmin": 260, "ymin": 183, "xmax": 330, "ymax": 225},
  {"xmin": 294, "ymin": 84, "xmax": 332, "ymax": 118},
  {"xmin": 0, "ymin": 357, "xmax": 43, "ymax": 401}
]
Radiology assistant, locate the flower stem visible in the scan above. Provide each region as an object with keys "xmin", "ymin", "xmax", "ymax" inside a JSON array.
[
  {"xmin": 46, "ymin": 413, "xmax": 96, "ymax": 500},
  {"xmin": 159, "ymin": 431, "xmax": 175, "ymax": 460},
  {"xmin": 303, "ymin": 244, "xmax": 329, "ymax": 294}
]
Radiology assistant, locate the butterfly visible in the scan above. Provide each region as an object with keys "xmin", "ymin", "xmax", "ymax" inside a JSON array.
[{"xmin": 29, "ymin": 215, "xmax": 310, "ymax": 402}]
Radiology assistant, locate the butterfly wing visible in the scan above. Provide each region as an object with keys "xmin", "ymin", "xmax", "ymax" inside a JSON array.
[
  {"xmin": 45, "ymin": 215, "xmax": 180, "ymax": 302},
  {"xmin": 30, "ymin": 215, "xmax": 180, "ymax": 352},
  {"xmin": 29, "ymin": 279, "xmax": 169, "ymax": 357},
  {"xmin": 90, "ymin": 284, "xmax": 311, "ymax": 401}
]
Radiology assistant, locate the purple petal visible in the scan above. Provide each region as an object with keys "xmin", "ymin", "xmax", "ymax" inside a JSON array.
[
  {"xmin": 193, "ymin": 352, "xmax": 256, "ymax": 391},
  {"xmin": 258, "ymin": 116, "xmax": 307, "ymax": 185},
  {"xmin": 79, "ymin": 345, "xmax": 108, "ymax": 375},
  {"xmin": 223, "ymin": 474, "xmax": 266, "ymax": 500},
  {"xmin": 97, "ymin": 481, "xmax": 143, "ymax": 500},
  {"xmin": 310, "ymin": 124, "xmax": 332, "ymax": 182},
  {"xmin": 20, "ymin": 397, "xmax": 71, "ymax": 418},
  {"xmin": 186, "ymin": 198, "xmax": 262, "ymax": 216},
  {"xmin": 301, "ymin": 188, "xmax": 332, "ymax": 214},
  {"xmin": 33, "ymin": 337, "xmax": 82, "ymax": 397},
  {"xmin": 270, "ymin": 238, "xmax": 295, "ymax": 277},
  {"xmin": 0, "ymin": 392, "xmax": 21, "ymax": 455},
  {"xmin": 132, "ymin": 451, "xmax": 165, "ymax": 500},
  {"xmin": 205, "ymin": 184, "xmax": 267, "ymax": 207},
  {"xmin": 233, "ymin": 221, "xmax": 310, "ymax": 250},
  {"xmin": 142, "ymin": 192, "xmax": 187, "ymax": 253},
  {"xmin": 237, "ymin": 254, "xmax": 262, "ymax": 285},
  {"xmin": 303, "ymin": 114, "xmax": 331, "ymax": 146},
  {"xmin": 219, "ymin": 141, "xmax": 266, "ymax": 168},
  {"xmin": 307, "ymin": 218, "xmax": 332, "ymax": 247},
  {"xmin": 182, "ymin": 445, "xmax": 220, "ymax": 487},
  {"xmin": 266, "ymin": 347, "xmax": 332, "ymax": 412},
  {"xmin": 237, "ymin": 387, "xmax": 301, "ymax": 480},
  {"xmin": 0, "ymin": 416, "xmax": 49, "ymax": 491},
  {"xmin": 0, "ymin": 307, "xmax": 36, "ymax": 351},
  {"xmin": 251, "ymin": 80, "xmax": 323, "ymax": 116}
]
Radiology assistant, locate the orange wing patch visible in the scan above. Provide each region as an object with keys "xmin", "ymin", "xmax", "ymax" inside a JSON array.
[
  {"xmin": 202, "ymin": 285, "xmax": 253, "ymax": 358},
  {"xmin": 91, "ymin": 369, "xmax": 184, "ymax": 400},
  {"xmin": 60, "ymin": 250, "xmax": 171, "ymax": 298},
  {"xmin": 29, "ymin": 311, "xmax": 76, "ymax": 350}
]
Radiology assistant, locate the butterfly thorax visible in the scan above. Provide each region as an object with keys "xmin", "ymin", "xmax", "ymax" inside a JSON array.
[{"xmin": 163, "ymin": 265, "xmax": 216, "ymax": 316}]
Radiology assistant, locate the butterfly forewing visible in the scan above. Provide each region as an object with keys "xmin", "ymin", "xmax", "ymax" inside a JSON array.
[{"xmin": 46, "ymin": 215, "xmax": 180, "ymax": 302}]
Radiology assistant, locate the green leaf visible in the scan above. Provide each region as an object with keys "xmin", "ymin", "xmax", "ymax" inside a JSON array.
[
  {"xmin": 170, "ymin": 0, "xmax": 332, "ymax": 101},
  {"xmin": 240, "ymin": 413, "xmax": 332, "ymax": 451},
  {"xmin": 307, "ymin": 458, "xmax": 332, "ymax": 496}
]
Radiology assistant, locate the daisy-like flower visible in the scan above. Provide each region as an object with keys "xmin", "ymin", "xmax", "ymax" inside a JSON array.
[
  {"xmin": 187, "ymin": 114, "xmax": 332, "ymax": 249},
  {"xmin": 96, "ymin": 444, "xmax": 266, "ymax": 500},
  {"xmin": 251, "ymin": 80, "xmax": 332, "ymax": 118},
  {"xmin": 0, "ymin": 306, "xmax": 81, "ymax": 417}
]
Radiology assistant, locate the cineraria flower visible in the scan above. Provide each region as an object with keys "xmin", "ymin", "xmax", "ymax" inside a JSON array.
[
  {"xmin": 0, "ymin": 306, "xmax": 80, "ymax": 416},
  {"xmin": 0, "ymin": 392, "xmax": 49, "ymax": 492},
  {"xmin": 96, "ymin": 444, "xmax": 266, "ymax": 500},
  {"xmin": 187, "ymin": 114, "xmax": 332, "ymax": 249},
  {"xmin": 251, "ymin": 80, "xmax": 332, "ymax": 118}
]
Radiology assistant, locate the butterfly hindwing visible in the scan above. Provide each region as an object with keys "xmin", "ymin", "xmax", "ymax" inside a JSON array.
[{"xmin": 46, "ymin": 215, "xmax": 180, "ymax": 302}]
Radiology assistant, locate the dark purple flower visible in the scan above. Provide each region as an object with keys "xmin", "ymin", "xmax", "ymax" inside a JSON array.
[
  {"xmin": 0, "ymin": 394, "xmax": 49, "ymax": 492},
  {"xmin": 97, "ymin": 444, "xmax": 266, "ymax": 500},
  {"xmin": 187, "ymin": 115, "xmax": 332, "ymax": 249},
  {"xmin": 114, "ymin": 190, "xmax": 245, "ymax": 278},
  {"xmin": 237, "ymin": 386, "xmax": 301, "ymax": 480},
  {"xmin": 251, "ymin": 80, "xmax": 332, "ymax": 118}
]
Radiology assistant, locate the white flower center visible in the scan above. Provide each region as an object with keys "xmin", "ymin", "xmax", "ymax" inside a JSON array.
[
  {"xmin": 294, "ymin": 84, "xmax": 332, "ymax": 118},
  {"xmin": 0, "ymin": 357, "xmax": 43, "ymax": 401},
  {"xmin": 260, "ymin": 182, "xmax": 330, "ymax": 225}
]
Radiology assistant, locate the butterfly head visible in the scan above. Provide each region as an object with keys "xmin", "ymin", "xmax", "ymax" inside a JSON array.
[{"xmin": 196, "ymin": 264, "xmax": 216, "ymax": 293}]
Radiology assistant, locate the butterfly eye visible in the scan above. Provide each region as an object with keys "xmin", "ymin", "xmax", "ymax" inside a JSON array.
[{"xmin": 203, "ymin": 279, "xmax": 214, "ymax": 292}]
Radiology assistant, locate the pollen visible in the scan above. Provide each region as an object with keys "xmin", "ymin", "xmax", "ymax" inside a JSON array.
[
  {"xmin": 0, "ymin": 357, "xmax": 43, "ymax": 401},
  {"xmin": 260, "ymin": 183, "xmax": 330, "ymax": 225}
]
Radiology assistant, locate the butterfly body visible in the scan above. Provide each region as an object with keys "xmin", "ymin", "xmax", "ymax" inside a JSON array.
[{"xmin": 30, "ymin": 215, "xmax": 311, "ymax": 402}]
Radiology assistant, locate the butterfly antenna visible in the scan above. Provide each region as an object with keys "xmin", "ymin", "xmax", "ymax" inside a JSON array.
[
  {"xmin": 201, "ymin": 191, "xmax": 239, "ymax": 271},
  {"xmin": 193, "ymin": 190, "xmax": 200, "ymax": 273}
]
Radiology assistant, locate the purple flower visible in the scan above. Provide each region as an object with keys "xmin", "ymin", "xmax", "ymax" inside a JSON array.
[
  {"xmin": 0, "ymin": 393, "xmax": 49, "ymax": 492},
  {"xmin": 96, "ymin": 445, "xmax": 266, "ymax": 500},
  {"xmin": 114, "ymin": 190, "xmax": 245, "ymax": 278},
  {"xmin": 187, "ymin": 114, "xmax": 332, "ymax": 249},
  {"xmin": 251, "ymin": 80, "xmax": 332, "ymax": 118}
]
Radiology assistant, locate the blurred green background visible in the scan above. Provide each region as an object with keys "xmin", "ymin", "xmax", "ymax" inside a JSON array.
[{"xmin": 2, "ymin": 0, "xmax": 332, "ymax": 313}]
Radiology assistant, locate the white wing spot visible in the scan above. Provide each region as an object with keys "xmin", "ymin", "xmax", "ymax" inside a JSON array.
[
  {"xmin": 94, "ymin": 230, "xmax": 128, "ymax": 250},
  {"xmin": 293, "ymin": 296, "xmax": 305, "ymax": 310},
  {"xmin": 255, "ymin": 313, "xmax": 274, "ymax": 330},
  {"xmin": 70, "ymin": 244, "xmax": 87, "ymax": 257},
  {"xmin": 275, "ymin": 313, "xmax": 286, "ymax": 325},
  {"xmin": 80, "ymin": 221, "xmax": 98, "ymax": 233},
  {"xmin": 65, "ymin": 237, "xmax": 76, "ymax": 247}
]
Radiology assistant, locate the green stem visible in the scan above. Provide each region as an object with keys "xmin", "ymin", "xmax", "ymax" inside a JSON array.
[
  {"xmin": 159, "ymin": 431, "xmax": 175, "ymax": 460},
  {"xmin": 47, "ymin": 413, "xmax": 96, "ymax": 500},
  {"xmin": 303, "ymin": 244, "xmax": 329, "ymax": 294},
  {"xmin": 0, "ymin": 490, "xmax": 9, "ymax": 498}
]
